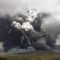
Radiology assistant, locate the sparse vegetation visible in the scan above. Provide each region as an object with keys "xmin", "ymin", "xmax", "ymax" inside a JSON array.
[{"xmin": 0, "ymin": 51, "xmax": 60, "ymax": 60}]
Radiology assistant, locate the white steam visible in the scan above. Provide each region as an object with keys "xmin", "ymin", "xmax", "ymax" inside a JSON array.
[
  {"xmin": 41, "ymin": 14, "xmax": 60, "ymax": 45},
  {"xmin": 12, "ymin": 21, "xmax": 21, "ymax": 30},
  {"xmin": 21, "ymin": 22, "xmax": 34, "ymax": 31}
]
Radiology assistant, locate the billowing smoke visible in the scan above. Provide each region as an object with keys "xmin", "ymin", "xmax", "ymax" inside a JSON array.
[
  {"xmin": 41, "ymin": 14, "xmax": 60, "ymax": 53},
  {"xmin": 0, "ymin": 8, "xmax": 50, "ymax": 52},
  {"xmin": 0, "ymin": 0, "xmax": 60, "ymax": 53},
  {"xmin": 41, "ymin": 14, "xmax": 60, "ymax": 37},
  {"xmin": 0, "ymin": 8, "xmax": 60, "ymax": 53}
]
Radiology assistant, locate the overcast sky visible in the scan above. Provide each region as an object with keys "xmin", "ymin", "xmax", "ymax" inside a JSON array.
[{"xmin": 0, "ymin": 0, "xmax": 60, "ymax": 16}]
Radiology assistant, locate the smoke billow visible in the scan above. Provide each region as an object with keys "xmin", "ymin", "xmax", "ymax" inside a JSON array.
[{"xmin": 0, "ymin": 0, "xmax": 60, "ymax": 53}]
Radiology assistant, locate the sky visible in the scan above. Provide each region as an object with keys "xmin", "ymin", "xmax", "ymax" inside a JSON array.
[{"xmin": 0, "ymin": 0, "xmax": 60, "ymax": 16}]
